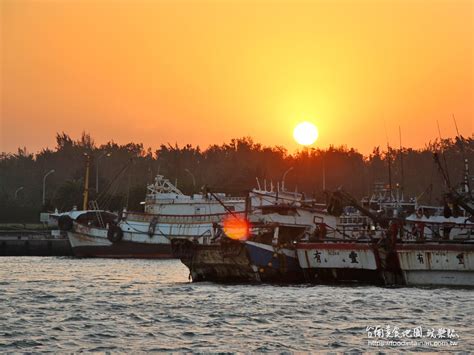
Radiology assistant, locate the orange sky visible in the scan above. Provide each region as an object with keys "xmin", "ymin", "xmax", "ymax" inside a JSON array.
[{"xmin": 1, "ymin": 0, "xmax": 473, "ymax": 155}]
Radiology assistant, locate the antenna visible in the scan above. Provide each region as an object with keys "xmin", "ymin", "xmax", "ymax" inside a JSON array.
[
  {"xmin": 453, "ymin": 114, "xmax": 461, "ymax": 137},
  {"xmin": 383, "ymin": 120, "xmax": 390, "ymax": 147},
  {"xmin": 436, "ymin": 120, "xmax": 451, "ymax": 188},
  {"xmin": 384, "ymin": 120, "xmax": 392, "ymax": 197},
  {"xmin": 387, "ymin": 145, "xmax": 392, "ymax": 197},
  {"xmin": 453, "ymin": 114, "xmax": 470, "ymax": 195},
  {"xmin": 399, "ymin": 126, "xmax": 405, "ymax": 200}
]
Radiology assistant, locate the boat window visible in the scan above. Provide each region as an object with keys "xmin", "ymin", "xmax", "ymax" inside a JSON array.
[{"xmin": 195, "ymin": 207, "xmax": 204, "ymax": 215}]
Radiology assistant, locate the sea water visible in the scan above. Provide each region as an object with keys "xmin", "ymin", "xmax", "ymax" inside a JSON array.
[{"xmin": 0, "ymin": 257, "xmax": 472, "ymax": 352}]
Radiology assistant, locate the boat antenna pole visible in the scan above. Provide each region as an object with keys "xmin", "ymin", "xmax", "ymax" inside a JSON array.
[
  {"xmin": 125, "ymin": 165, "xmax": 132, "ymax": 209},
  {"xmin": 433, "ymin": 153, "xmax": 452, "ymax": 190},
  {"xmin": 436, "ymin": 120, "xmax": 451, "ymax": 188},
  {"xmin": 453, "ymin": 113, "xmax": 461, "ymax": 138},
  {"xmin": 387, "ymin": 144, "xmax": 392, "ymax": 198},
  {"xmin": 399, "ymin": 126, "xmax": 405, "ymax": 200},
  {"xmin": 384, "ymin": 120, "xmax": 393, "ymax": 199},
  {"xmin": 453, "ymin": 114, "xmax": 470, "ymax": 195},
  {"xmin": 83, "ymin": 153, "xmax": 91, "ymax": 210}
]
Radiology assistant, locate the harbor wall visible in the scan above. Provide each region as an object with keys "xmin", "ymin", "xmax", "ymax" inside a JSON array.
[{"xmin": 0, "ymin": 231, "xmax": 72, "ymax": 256}]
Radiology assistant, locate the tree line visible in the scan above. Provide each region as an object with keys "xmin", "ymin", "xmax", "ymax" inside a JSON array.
[{"xmin": 0, "ymin": 132, "xmax": 472, "ymax": 222}]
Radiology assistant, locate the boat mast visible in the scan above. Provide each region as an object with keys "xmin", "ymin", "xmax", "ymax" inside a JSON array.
[
  {"xmin": 83, "ymin": 153, "xmax": 91, "ymax": 210},
  {"xmin": 398, "ymin": 126, "xmax": 405, "ymax": 201},
  {"xmin": 384, "ymin": 120, "xmax": 393, "ymax": 200},
  {"xmin": 453, "ymin": 114, "xmax": 471, "ymax": 196},
  {"xmin": 387, "ymin": 145, "xmax": 392, "ymax": 198},
  {"xmin": 436, "ymin": 120, "xmax": 451, "ymax": 188}
]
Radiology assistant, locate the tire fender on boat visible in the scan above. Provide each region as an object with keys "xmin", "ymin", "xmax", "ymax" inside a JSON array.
[
  {"xmin": 107, "ymin": 224, "xmax": 123, "ymax": 243},
  {"xmin": 148, "ymin": 217, "xmax": 158, "ymax": 237}
]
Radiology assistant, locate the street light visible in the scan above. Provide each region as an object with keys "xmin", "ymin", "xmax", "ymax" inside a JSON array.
[
  {"xmin": 96, "ymin": 152, "xmax": 111, "ymax": 194},
  {"xmin": 184, "ymin": 168, "xmax": 196, "ymax": 194},
  {"xmin": 281, "ymin": 167, "xmax": 294, "ymax": 191},
  {"xmin": 14, "ymin": 186, "xmax": 24, "ymax": 199},
  {"xmin": 42, "ymin": 169, "xmax": 55, "ymax": 205}
]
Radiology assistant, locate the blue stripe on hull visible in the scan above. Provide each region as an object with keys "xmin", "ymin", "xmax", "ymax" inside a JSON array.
[{"xmin": 245, "ymin": 242, "xmax": 300, "ymax": 273}]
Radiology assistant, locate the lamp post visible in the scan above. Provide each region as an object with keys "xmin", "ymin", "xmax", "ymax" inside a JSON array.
[
  {"xmin": 96, "ymin": 151, "xmax": 111, "ymax": 194},
  {"xmin": 15, "ymin": 186, "xmax": 24, "ymax": 199},
  {"xmin": 281, "ymin": 167, "xmax": 294, "ymax": 191},
  {"xmin": 42, "ymin": 170, "xmax": 55, "ymax": 205},
  {"xmin": 184, "ymin": 168, "xmax": 196, "ymax": 195}
]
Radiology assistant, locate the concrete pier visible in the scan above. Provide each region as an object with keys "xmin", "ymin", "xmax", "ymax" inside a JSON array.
[{"xmin": 0, "ymin": 230, "xmax": 72, "ymax": 256}]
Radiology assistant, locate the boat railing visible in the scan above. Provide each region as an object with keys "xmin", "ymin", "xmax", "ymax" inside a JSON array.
[
  {"xmin": 124, "ymin": 211, "xmax": 247, "ymax": 224},
  {"xmin": 299, "ymin": 238, "xmax": 376, "ymax": 244},
  {"xmin": 310, "ymin": 221, "xmax": 381, "ymax": 242},
  {"xmin": 399, "ymin": 221, "xmax": 474, "ymax": 242},
  {"xmin": 397, "ymin": 238, "xmax": 474, "ymax": 245},
  {"xmin": 145, "ymin": 195, "xmax": 244, "ymax": 204}
]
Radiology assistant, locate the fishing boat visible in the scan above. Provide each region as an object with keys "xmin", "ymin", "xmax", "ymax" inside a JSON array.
[
  {"xmin": 394, "ymin": 155, "xmax": 474, "ymax": 287},
  {"xmin": 395, "ymin": 209, "xmax": 473, "ymax": 287},
  {"xmin": 295, "ymin": 237, "xmax": 402, "ymax": 285},
  {"xmin": 395, "ymin": 240, "xmax": 474, "ymax": 286},
  {"xmin": 173, "ymin": 236, "xmax": 256, "ymax": 282},
  {"xmin": 295, "ymin": 187, "xmax": 403, "ymax": 285},
  {"xmin": 174, "ymin": 188, "xmax": 341, "ymax": 283},
  {"xmin": 361, "ymin": 181, "xmax": 416, "ymax": 217},
  {"xmin": 174, "ymin": 220, "xmax": 311, "ymax": 283},
  {"xmin": 65, "ymin": 175, "xmax": 246, "ymax": 258}
]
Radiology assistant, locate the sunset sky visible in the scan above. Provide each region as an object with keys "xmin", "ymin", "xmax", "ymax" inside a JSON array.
[{"xmin": 1, "ymin": 0, "xmax": 472, "ymax": 155}]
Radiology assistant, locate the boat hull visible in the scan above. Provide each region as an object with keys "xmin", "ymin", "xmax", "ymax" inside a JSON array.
[
  {"xmin": 178, "ymin": 241, "xmax": 260, "ymax": 283},
  {"xmin": 68, "ymin": 231, "xmax": 172, "ymax": 258},
  {"xmin": 296, "ymin": 242, "xmax": 390, "ymax": 285},
  {"xmin": 68, "ymin": 223, "xmax": 173, "ymax": 258},
  {"xmin": 176, "ymin": 239, "xmax": 305, "ymax": 283},
  {"xmin": 396, "ymin": 243, "xmax": 474, "ymax": 287},
  {"xmin": 245, "ymin": 241, "xmax": 303, "ymax": 283},
  {"xmin": 401, "ymin": 270, "xmax": 473, "ymax": 287}
]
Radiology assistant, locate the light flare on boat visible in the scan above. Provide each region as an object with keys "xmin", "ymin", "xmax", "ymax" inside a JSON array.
[{"xmin": 222, "ymin": 216, "xmax": 250, "ymax": 240}]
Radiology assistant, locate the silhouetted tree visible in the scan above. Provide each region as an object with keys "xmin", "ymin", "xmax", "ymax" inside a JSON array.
[{"xmin": 1, "ymin": 132, "xmax": 472, "ymax": 222}]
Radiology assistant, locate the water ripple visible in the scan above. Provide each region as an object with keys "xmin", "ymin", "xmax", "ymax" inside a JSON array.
[{"xmin": 0, "ymin": 257, "xmax": 472, "ymax": 352}]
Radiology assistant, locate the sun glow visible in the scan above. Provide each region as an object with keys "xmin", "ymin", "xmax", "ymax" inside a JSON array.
[
  {"xmin": 222, "ymin": 216, "xmax": 249, "ymax": 240},
  {"xmin": 293, "ymin": 122, "xmax": 319, "ymax": 146}
]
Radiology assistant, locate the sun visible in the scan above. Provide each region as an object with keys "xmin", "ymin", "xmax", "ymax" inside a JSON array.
[{"xmin": 293, "ymin": 121, "xmax": 319, "ymax": 146}]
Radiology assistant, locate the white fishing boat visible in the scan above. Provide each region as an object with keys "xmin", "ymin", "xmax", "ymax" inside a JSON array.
[
  {"xmin": 66, "ymin": 175, "xmax": 246, "ymax": 258},
  {"xmin": 395, "ymin": 241, "xmax": 474, "ymax": 286},
  {"xmin": 296, "ymin": 241, "xmax": 389, "ymax": 284},
  {"xmin": 394, "ymin": 156, "xmax": 474, "ymax": 287},
  {"xmin": 397, "ymin": 213, "xmax": 474, "ymax": 287}
]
